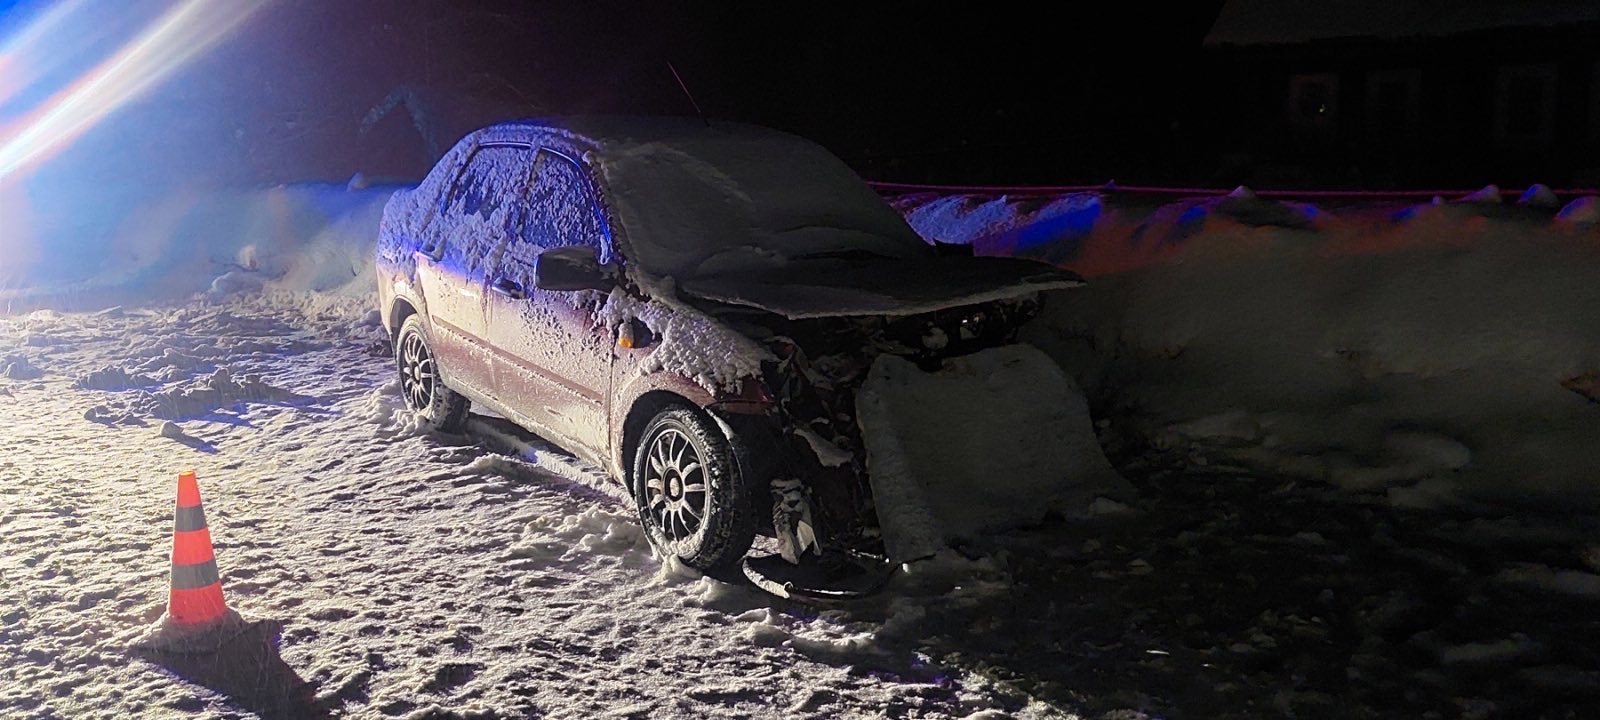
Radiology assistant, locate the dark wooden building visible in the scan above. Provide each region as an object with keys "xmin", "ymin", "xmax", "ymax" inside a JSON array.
[{"xmin": 1200, "ymin": 0, "xmax": 1600, "ymax": 189}]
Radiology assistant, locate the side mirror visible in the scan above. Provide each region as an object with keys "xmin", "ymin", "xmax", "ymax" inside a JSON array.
[{"xmin": 533, "ymin": 245, "xmax": 614, "ymax": 292}]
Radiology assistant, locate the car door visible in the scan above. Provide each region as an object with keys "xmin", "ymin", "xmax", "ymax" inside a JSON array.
[
  {"xmin": 414, "ymin": 142, "xmax": 535, "ymax": 397},
  {"xmin": 484, "ymin": 149, "xmax": 614, "ymax": 458}
]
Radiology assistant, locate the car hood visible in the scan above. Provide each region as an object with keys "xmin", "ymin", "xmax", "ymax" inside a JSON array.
[{"xmin": 677, "ymin": 254, "xmax": 1083, "ymax": 320}]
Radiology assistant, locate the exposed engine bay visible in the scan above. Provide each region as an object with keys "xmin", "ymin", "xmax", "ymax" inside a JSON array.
[{"xmin": 700, "ymin": 294, "xmax": 1048, "ymax": 563}]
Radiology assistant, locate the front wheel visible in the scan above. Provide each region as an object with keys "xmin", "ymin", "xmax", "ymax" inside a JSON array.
[
  {"xmin": 395, "ymin": 314, "xmax": 470, "ymax": 433},
  {"xmin": 632, "ymin": 407, "xmax": 756, "ymax": 571}
]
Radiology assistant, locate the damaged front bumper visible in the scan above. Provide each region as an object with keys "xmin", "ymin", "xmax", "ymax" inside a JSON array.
[
  {"xmin": 707, "ymin": 292, "xmax": 1070, "ymax": 572},
  {"xmin": 705, "ymin": 400, "xmax": 864, "ymax": 566}
]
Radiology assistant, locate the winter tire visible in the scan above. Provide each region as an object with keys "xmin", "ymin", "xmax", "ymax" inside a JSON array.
[
  {"xmin": 633, "ymin": 406, "xmax": 756, "ymax": 571},
  {"xmin": 395, "ymin": 314, "xmax": 470, "ymax": 433}
]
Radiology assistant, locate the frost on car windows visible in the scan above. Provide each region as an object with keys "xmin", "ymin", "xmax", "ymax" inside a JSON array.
[
  {"xmin": 439, "ymin": 144, "xmax": 535, "ymax": 273},
  {"xmin": 599, "ymin": 137, "xmax": 924, "ymax": 279},
  {"xmin": 502, "ymin": 150, "xmax": 609, "ymax": 286}
]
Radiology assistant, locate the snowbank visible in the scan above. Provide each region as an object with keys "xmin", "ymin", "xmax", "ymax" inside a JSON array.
[
  {"xmin": 1, "ymin": 183, "xmax": 398, "ymax": 311},
  {"xmin": 897, "ymin": 190, "xmax": 1600, "ymax": 511}
]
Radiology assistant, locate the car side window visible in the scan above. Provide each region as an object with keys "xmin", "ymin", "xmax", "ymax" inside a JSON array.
[
  {"xmin": 437, "ymin": 144, "xmax": 534, "ymax": 271},
  {"xmin": 500, "ymin": 149, "xmax": 610, "ymax": 289},
  {"xmin": 527, "ymin": 150, "xmax": 609, "ymax": 257}
]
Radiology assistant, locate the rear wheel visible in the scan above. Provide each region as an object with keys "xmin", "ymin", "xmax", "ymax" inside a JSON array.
[
  {"xmin": 395, "ymin": 314, "xmax": 469, "ymax": 433},
  {"xmin": 633, "ymin": 407, "xmax": 755, "ymax": 571}
]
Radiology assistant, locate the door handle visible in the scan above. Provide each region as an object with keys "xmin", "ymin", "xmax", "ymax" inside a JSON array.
[{"xmin": 490, "ymin": 277, "xmax": 527, "ymax": 300}]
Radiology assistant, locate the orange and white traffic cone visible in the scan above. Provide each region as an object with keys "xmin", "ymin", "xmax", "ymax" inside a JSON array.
[
  {"xmin": 168, "ymin": 470, "xmax": 230, "ymax": 625},
  {"xmin": 133, "ymin": 470, "xmax": 248, "ymax": 653}
]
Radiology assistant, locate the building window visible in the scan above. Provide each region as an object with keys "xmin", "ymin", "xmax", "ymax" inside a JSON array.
[
  {"xmin": 1590, "ymin": 61, "xmax": 1600, "ymax": 143},
  {"xmin": 1288, "ymin": 73, "xmax": 1339, "ymax": 134},
  {"xmin": 1495, "ymin": 64, "xmax": 1557, "ymax": 146},
  {"xmin": 1366, "ymin": 69, "xmax": 1421, "ymax": 139}
]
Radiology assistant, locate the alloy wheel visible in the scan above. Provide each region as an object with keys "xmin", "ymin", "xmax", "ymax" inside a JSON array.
[
  {"xmin": 398, "ymin": 330, "xmax": 436, "ymax": 412},
  {"xmin": 642, "ymin": 427, "xmax": 708, "ymax": 542}
]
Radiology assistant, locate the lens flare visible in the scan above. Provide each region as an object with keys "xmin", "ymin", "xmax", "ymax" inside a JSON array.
[
  {"xmin": 0, "ymin": 0, "xmax": 87, "ymax": 104},
  {"xmin": 0, "ymin": 0, "xmax": 269, "ymax": 179}
]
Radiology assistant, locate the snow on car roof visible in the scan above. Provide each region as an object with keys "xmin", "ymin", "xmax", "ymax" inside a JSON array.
[
  {"xmin": 477, "ymin": 115, "xmax": 800, "ymax": 148},
  {"xmin": 467, "ymin": 117, "xmax": 929, "ymax": 279}
]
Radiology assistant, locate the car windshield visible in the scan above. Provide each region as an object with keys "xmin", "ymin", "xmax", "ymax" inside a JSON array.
[{"xmin": 595, "ymin": 134, "xmax": 930, "ymax": 278}]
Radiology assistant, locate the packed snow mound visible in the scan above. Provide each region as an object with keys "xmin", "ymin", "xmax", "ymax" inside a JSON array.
[
  {"xmin": 1557, "ymin": 196, "xmax": 1600, "ymax": 225},
  {"xmin": 856, "ymin": 344, "xmax": 1132, "ymax": 562},
  {"xmin": 85, "ymin": 365, "xmax": 305, "ymax": 422},
  {"xmin": 2, "ymin": 353, "xmax": 44, "ymax": 380},
  {"xmin": 891, "ymin": 187, "xmax": 1600, "ymax": 510},
  {"xmin": 75, "ymin": 366, "xmax": 160, "ymax": 391},
  {"xmin": 1519, "ymin": 184, "xmax": 1561, "ymax": 208},
  {"xmin": 893, "ymin": 190, "xmax": 1320, "ymax": 278},
  {"xmin": 37, "ymin": 304, "xmax": 336, "ymax": 425},
  {"xmin": 362, "ymin": 377, "xmax": 426, "ymax": 437},
  {"xmin": 1458, "ymin": 184, "xmax": 1502, "ymax": 204},
  {"xmin": 152, "ymin": 367, "xmax": 299, "ymax": 419},
  {"xmin": 1010, "ymin": 206, "xmax": 1600, "ymax": 510}
]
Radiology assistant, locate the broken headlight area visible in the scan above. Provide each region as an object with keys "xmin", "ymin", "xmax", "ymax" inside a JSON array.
[{"xmin": 726, "ymin": 292, "xmax": 1049, "ymax": 564}]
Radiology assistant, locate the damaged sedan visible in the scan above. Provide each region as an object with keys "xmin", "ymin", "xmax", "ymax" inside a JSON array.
[{"xmin": 375, "ymin": 117, "xmax": 1085, "ymax": 592}]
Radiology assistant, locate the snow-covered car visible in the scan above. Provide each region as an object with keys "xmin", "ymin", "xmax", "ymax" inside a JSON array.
[{"xmin": 375, "ymin": 117, "xmax": 1083, "ymax": 577}]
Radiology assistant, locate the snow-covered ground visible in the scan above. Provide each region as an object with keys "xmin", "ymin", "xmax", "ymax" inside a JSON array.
[
  {"xmin": 3, "ymin": 182, "xmax": 1599, "ymax": 718},
  {"xmin": 0, "ymin": 297, "xmax": 1065, "ymax": 719},
  {"xmin": 898, "ymin": 188, "xmax": 1600, "ymax": 512},
  {"xmin": 5, "ymin": 295, "xmax": 1599, "ymax": 719}
]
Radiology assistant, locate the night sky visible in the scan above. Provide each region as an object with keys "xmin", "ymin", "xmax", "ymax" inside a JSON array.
[
  {"xmin": 85, "ymin": 1, "xmax": 1226, "ymax": 186},
  {"xmin": 9, "ymin": 1, "xmax": 1600, "ymax": 191}
]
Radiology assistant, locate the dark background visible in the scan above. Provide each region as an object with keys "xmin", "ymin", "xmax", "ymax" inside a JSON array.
[
  {"xmin": 8, "ymin": 0, "xmax": 1600, "ymax": 192},
  {"xmin": 28, "ymin": 1, "xmax": 1225, "ymax": 187}
]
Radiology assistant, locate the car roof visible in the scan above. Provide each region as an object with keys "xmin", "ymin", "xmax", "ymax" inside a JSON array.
[
  {"xmin": 470, "ymin": 116, "xmax": 817, "ymax": 157},
  {"xmin": 444, "ymin": 116, "xmax": 922, "ymax": 280}
]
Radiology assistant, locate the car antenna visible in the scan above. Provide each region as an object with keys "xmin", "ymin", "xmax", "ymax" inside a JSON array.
[{"xmin": 667, "ymin": 61, "xmax": 711, "ymax": 128}]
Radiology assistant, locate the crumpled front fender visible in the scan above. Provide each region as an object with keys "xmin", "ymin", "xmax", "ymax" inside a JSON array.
[{"xmin": 706, "ymin": 403, "xmax": 837, "ymax": 563}]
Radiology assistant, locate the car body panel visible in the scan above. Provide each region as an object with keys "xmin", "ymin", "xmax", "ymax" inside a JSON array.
[
  {"xmin": 485, "ymin": 286, "xmax": 613, "ymax": 460},
  {"xmin": 375, "ymin": 117, "xmax": 1080, "ymax": 562},
  {"xmin": 679, "ymin": 255, "xmax": 1083, "ymax": 320},
  {"xmin": 416, "ymin": 250, "xmax": 497, "ymax": 396},
  {"xmin": 607, "ymin": 343, "xmax": 721, "ymax": 476}
]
